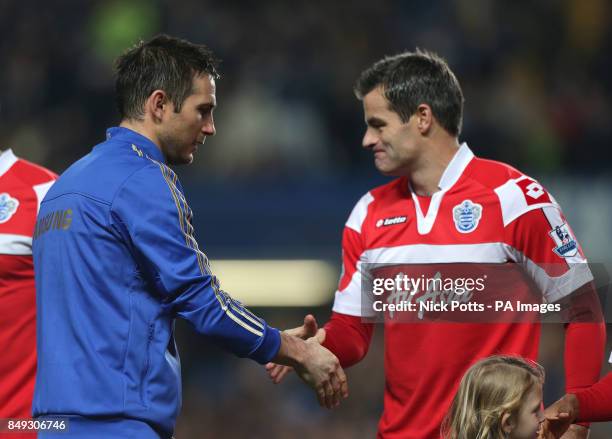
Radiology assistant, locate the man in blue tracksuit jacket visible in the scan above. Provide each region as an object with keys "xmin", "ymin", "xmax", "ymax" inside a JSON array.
[{"xmin": 32, "ymin": 35, "xmax": 347, "ymax": 438}]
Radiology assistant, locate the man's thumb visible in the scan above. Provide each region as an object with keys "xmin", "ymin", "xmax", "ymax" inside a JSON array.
[{"xmin": 303, "ymin": 314, "xmax": 318, "ymax": 337}]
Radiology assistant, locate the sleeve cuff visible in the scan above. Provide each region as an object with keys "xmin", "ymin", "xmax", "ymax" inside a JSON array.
[{"xmin": 248, "ymin": 325, "xmax": 281, "ymax": 364}]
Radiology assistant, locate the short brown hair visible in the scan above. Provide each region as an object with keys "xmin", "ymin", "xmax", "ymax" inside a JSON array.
[
  {"xmin": 355, "ymin": 49, "xmax": 464, "ymax": 136},
  {"xmin": 115, "ymin": 34, "xmax": 220, "ymax": 120}
]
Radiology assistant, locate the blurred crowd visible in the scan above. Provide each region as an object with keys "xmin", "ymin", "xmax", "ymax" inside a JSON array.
[
  {"xmin": 1, "ymin": 0, "xmax": 610, "ymax": 177},
  {"xmin": 2, "ymin": 0, "xmax": 611, "ymax": 437}
]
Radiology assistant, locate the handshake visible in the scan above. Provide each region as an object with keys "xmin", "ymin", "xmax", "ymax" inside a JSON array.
[
  {"xmin": 266, "ymin": 315, "xmax": 346, "ymax": 409},
  {"xmin": 538, "ymin": 394, "xmax": 581, "ymax": 439}
]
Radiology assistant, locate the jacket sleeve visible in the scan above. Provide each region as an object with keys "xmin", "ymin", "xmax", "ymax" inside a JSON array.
[{"xmin": 110, "ymin": 163, "xmax": 280, "ymax": 364}]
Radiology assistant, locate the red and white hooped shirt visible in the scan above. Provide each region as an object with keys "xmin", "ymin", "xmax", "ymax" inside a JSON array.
[
  {"xmin": 330, "ymin": 143, "xmax": 596, "ymax": 439},
  {"xmin": 0, "ymin": 149, "xmax": 56, "ymax": 426}
]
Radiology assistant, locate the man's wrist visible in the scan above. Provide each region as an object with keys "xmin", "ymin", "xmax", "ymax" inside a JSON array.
[
  {"xmin": 274, "ymin": 332, "xmax": 307, "ymax": 368},
  {"xmin": 565, "ymin": 393, "xmax": 580, "ymax": 423}
]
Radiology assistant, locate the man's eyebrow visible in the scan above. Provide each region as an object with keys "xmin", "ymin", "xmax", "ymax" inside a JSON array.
[
  {"xmin": 367, "ymin": 117, "xmax": 386, "ymax": 126},
  {"xmin": 197, "ymin": 102, "xmax": 216, "ymax": 110}
]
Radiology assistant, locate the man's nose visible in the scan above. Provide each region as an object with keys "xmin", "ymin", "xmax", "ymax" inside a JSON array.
[
  {"xmin": 362, "ymin": 129, "xmax": 377, "ymax": 149},
  {"xmin": 202, "ymin": 117, "xmax": 215, "ymax": 136}
]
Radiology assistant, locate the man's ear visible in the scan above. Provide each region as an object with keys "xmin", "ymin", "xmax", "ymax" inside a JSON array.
[
  {"xmin": 145, "ymin": 90, "xmax": 168, "ymax": 123},
  {"xmin": 501, "ymin": 412, "xmax": 514, "ymax": 435},
  {"xmin": 415, "ymin": 103, "xmax": 433, "ymax": 134}
]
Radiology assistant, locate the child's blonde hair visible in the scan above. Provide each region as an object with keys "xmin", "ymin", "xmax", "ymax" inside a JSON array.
[{"xmin": 441, "ymin": 355, "xmax": 544, "ymax": 439}]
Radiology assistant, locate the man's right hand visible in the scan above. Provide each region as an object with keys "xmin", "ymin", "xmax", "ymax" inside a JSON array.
[
  {"xmin": 293, "ymin": 337, "xmax": 348, "ymax": 408},
  {"xmin": 266, "ymin": 314, "xmax": 326, "ymax": 383},
  {"xmin": 271, "ymin": 330, "xmax": 347, "ymax": 409},
  {"xmin": 284, "ymin": 314, "xmax": 320, "ymax": 339}
]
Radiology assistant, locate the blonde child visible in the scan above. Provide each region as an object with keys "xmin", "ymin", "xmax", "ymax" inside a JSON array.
[{"xmin": 442, "ymin": 355, "xmax": 545, "ymax": 439}]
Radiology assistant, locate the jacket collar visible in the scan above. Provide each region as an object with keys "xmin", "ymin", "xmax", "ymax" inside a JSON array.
[{"xmin": 105, "ymin": 127, "xmax": 166, "ymax": 163}]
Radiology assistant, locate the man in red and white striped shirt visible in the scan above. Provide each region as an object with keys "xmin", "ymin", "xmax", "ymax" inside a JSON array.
[
  {"xmin": 268, "ymin": 50, "xmax": 605, "ymax": 439},
  {"xmin": 0, "ymin": 148, "xmax": 56, "ymax": 435}
]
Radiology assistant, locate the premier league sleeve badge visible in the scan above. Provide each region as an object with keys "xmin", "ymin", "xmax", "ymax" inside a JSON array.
[
  {"xmin": 549, "ymin": 223, "xmax": 578, "ymax": 257},
  {"xmin": 0, "ymin": 193, "xmax": 19, "ymax": 224}
]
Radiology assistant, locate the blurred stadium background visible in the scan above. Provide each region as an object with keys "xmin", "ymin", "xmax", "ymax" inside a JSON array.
[{"xmin": 2, "ymin": 0, "xmax": 611, "ymax": 437}]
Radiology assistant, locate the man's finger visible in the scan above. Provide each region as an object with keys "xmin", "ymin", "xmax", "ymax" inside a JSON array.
[
  {"xmin": 303, "ymin": 314, "xmax": 319, "ymax": 337},
  {"xmin": 336, "ymin": 365, "xmax": 349, "ymax": 398},
  {"xmin": 324, "ymin": 380, "xmax": 335, "ymax": 409},
  {"xmin": 330, "ymin": 370, "xmax": 341, "ymax": 393},
  {"xmin": 271, "ymin": 364, "xmax": 284, "ymax": 378},
  {"xmin": 546, "ymin": 412, "xmax": 571, "ymax": 420},
  {"xmin": 269, "ymin": 364, "xmax": 281, "ymax": 380},
  {"xmin": 264, "ymin": 363, "xmax": 291, "ymax": 383},
  {"xmin": 274, "ymin": 365, "xmax": 293, "ymax": 384},
  {"xmin": 328, "ymin": 375, "xmax": 341, "ymax": 408},
  {"xmin": 316, "ymin": 385, "xmax": 326, "ymax": 408},
  {"xmin": 266, "ymin": 363, "xmax": 279, "ymax": 378}
]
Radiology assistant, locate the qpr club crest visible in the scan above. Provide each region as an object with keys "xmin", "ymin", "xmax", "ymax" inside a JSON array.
[
  {"xmin": 0, "ymin": 193, "xmax": 19, "ymax": 224},
  {"xmin": 549, "ymin": 223, "xmax": 578, "ymax": 257},
  {"xmin": 453, "ymin": 199, "xmax": 482, "ymax": 233}
]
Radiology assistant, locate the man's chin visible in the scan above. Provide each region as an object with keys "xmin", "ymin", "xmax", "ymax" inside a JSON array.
[
  {"xmin": 184, "ymin": 153, "xmax": 194, "ymax": 165},
  {"xmin": 167, "ymin": 153, "xmax": 194, "ymax": 166},
  {"xmin": 375, "ymin": 164, "xmax": 401, "ymax": 177}
]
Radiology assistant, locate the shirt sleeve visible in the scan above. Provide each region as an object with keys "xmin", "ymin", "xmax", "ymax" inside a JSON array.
[
  {"xmin": 575, "ymin": 371, "xmax": 612, "ymax": 422},
  {"xmin": 502, "ymin": 190, "xmax": 605, "ymax": 400},
  {"xmin": 322, "ymin": 311, "xmax": 374, "ymax": 368},
  {"xmin": 110, "ymin": 163, "xmax": 280, "ymax": 364},
  {"xmin": 504, "ymin": 204, "xmax": 593, "ymax": 303},
  {"xmin": 331, "ymin": 192, "xmax": 375, "ymax": 317}
]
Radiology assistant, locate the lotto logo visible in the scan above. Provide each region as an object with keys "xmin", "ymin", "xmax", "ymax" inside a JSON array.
[
  {"xmin": 376, "ymin": 216, "xmax": 407, "ymax": 227},
  {"xmin": 525, "ymin": 182, "xmax": 545, "ymax": 199},
  {"xmin": 516, "ymin": 178, "xmax": 551, "ymax": 205}
]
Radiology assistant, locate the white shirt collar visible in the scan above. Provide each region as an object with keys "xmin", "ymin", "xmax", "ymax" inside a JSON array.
[
  {"xmin": 0, "ymin": 149, "xmax": 18, "ymax": 178},
  {"xmin": 408, "ymin": 142, "xmax": 474, "ymax": 235},
  {"xmin": 437, "ymin": 142, "xmax": 474, "ymax": 190}
]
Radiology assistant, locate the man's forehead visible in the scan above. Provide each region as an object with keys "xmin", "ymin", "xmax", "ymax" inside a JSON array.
[
  {"xmin": 362, "ymin": 87, "xmax": 394, "ymax": 119},
  {"xmin": 363, "ymin": 87, "xmax": 390, "ymax": 109},
  {"xmin": 192, "ymin": 73, "xmax": 215, "ymax": 91},
  {"xmin": 191, "ymin": 75, "xmax": 216, "ymax": 103}
]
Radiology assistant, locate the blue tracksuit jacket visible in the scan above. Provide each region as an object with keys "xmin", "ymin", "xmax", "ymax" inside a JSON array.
[{"xmin": 32, "ymin": 127, "xmax": 281, "ymax": 438}]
